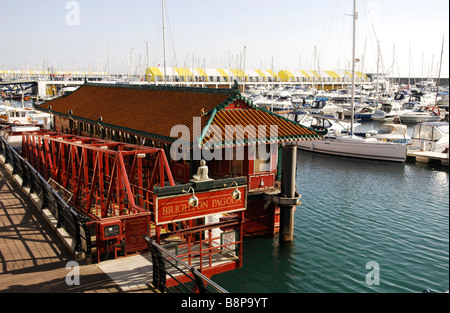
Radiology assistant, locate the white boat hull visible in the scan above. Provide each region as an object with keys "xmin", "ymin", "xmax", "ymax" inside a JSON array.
[
  {"xmin": 297, "ymin": 136, "xmax": 407, "ymax": 162},
  {"xmin": 399, "ymin": 115, "xmax": 441, "ymax": 123},
  {"xmin": 0, "ymin": 126, "xmax": 41, "ymax": 151}
]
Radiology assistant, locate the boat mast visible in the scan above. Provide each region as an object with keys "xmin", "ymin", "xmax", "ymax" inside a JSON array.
[
  {"xmin": 376, "ymin": 40, "xmax": 380, "ymax": 105},
  {"xmin": 313, "ymin": 46, "xmax": 316, "ymax": 91},
  {"xmin": 243, "ymin": 46, "xmax": 247, "ymax": 92},
  {"xmin": 350, "ymin": 0, "xmax": 357, "ymax": 135},
  {"xmin": 146, "ymin": 41, "xmax": 150, "ymax": 84},
  {"xmin": 408, "ymin": 43, "xmax": 411, "ymax": 87},
  {"xmin": 107, "ymin": 45, "xmax": 111, "ymax": 79},
  {"xmin": 162, "ymin": 0, "xmax": 167, "ymax": 85},
  {"xmin": 271, "ymin": 57, "xmax": 274, "ymax": 112},
  {"xmin": 435, "ymin": 36, "xmax": 444, "ymax": 106}
]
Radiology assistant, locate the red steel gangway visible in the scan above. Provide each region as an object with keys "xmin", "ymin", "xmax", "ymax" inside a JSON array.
[{"xmin": 21, "ymin": 130, "xmax": 246, "ymax": 281}]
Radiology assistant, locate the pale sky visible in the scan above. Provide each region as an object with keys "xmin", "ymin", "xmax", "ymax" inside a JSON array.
[{"xmin": 1, "ymin": 0, "xmax": 449, "ymax": 78}]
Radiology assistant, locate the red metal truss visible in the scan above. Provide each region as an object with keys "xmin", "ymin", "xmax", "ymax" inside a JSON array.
[
  {"xmin": 20, "ymin": 130, "xmax": 244, "ymax": 274},
  {"xmin": 22, "ymin": 130, "xmax": 175, "ymax": 220}
]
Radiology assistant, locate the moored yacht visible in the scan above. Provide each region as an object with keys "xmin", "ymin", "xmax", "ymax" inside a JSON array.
[
  {"xmin": 308, "ymin": 98, "xmax": 343, "ymax": 117},
  {"xmin": 0, "ymin": 107, "xmax": 52, "ymax": 128},
  {"xmin": 408, "ymin": 122, "xmax": 449, "ymax": 153},
  {"xmin": 399, "ymin": 106, "xmax": 442, "ymax": 123},
  {"xmin": 253, "ymin": 91, "xmax": 293, "ymax": 111}
]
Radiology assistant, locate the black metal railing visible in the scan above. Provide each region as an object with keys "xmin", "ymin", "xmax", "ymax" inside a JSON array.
[
  {"xmin": 0, "ymin": 136, "xmax": 92, "ymax": 258},
  {"xmin": 143, "ymin": 236, "xmax": 228, "ymax": 294}
]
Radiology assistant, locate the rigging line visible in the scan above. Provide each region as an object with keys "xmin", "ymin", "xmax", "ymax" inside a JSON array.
[
  {"xmin": 315, "ymin": 0, "xmax": 341, "ymax": 70},
  {"xmin": 164, "ymin": 1, "xmax": 179, "ymax": 71},
  {"xmin": 363, "ymin": 0, "xmax": 379, "ymax": 45},
  {"xmin": 409, "ymin": 44, "xmax": 416, "ymax": 84},
  {"xmin": 337, "ymin": 4, "xmax": 348, "ymax": 69},
  {"xmin": 393, "ymin": 47, "xmax": 401, "ymax": 83},
  {"xmin": 362, "ymin": 6, "xmax": 390, "ymax": 83},
  {"xmin": 316, "ymin": 0, "xmax": 340, "ymax": 46}
]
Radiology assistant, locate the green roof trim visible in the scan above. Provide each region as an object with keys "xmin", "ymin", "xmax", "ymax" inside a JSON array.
[{"xmin": 196, "ymin": 108, "xmax": 218, "ymax": 148}]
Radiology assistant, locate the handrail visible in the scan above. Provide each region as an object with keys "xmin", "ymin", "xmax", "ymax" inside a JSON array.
[{"xmin": 143, "ymin": 236, "xmax": 228, "ymax": 293}]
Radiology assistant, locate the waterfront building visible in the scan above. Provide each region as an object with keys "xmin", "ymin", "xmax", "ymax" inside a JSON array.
[
  {"xmin": 144, "ymin": 67, "xmax": 369, "ymax": 84},
  {"xmin": 36, "ymin": 82, "xmax": 326, "ymax": 237}
]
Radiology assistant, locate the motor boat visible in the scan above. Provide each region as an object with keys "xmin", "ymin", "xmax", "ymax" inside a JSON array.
[
  {"xmin": 0, "ymin": 125, "xmax": 41, "ymax": 151},
  {"xmin": 374, "ymin": 100, "xmax": 405, "ymax": 121},
  {"xmin": 0, "ymin": 107, "xmax": 34, "ymax": 125},
  {"xmin": 408, "ymin": 122, "xmax": 449, "ymax": 153},
  {"xmin": 289, "ymin": 112, "xmax": 359, "ymax": 134},
  {"xmin": 354, "ymin": 107, "xmax": 376, "ymax": 120},
  {"xmin": 291, "ymin": 93, "xmax": 315, "ymax": 108},
  {"xmin": 0, "ymin": 106, "xmax": 52, "ymax": 129},
  {"xmin": 399, "ymin": 106, "xmax": 442, "ymax": 123},
  {"xmin": 253, "ymin": 91, "xmax": 293, "ymax": 112},
  {"xmin": 308, "ymin": 98, "xmax": 343, "ymax": 117},
  {"xmin": 372, "ymin": 109, "xmax": 387, "ymax": 121}
]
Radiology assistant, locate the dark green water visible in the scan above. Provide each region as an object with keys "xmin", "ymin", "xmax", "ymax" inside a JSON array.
[{"xmin": 214, "ymin": 150, "xmax": 449, "ymax": 293}]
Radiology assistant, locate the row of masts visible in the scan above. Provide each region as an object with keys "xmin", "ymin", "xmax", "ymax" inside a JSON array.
[{"xmin": 2, "ymin": 1, "xmax": 445, "ymax": 86}]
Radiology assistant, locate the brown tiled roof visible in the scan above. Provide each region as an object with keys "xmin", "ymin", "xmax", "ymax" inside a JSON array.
[
  {"xmin": 38, "ymin": 83, "xmax": 232, "ymax": 142},
  {"xmin": 37, "ymin": 83, "xmax": 326, "ymax": 147},
  {"xmin": 203, "ymin": 108, "xmax": 323, "ymax": 147}
]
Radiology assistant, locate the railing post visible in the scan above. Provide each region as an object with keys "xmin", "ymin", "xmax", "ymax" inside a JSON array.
[
  {"xmin": 41, "ymin": 182, "xmax": 49, "ymax": 211},
  {"xmin": 79, "ymin": 217, "xmax": 92, "ymax": 261},
  {"xmin": 20, "ymin": 158, "xmax": 29, "ymax": 188},
  {"xmin": 56, "ymin": 200, "xmax": 63, "ymax": 228},
  {"xmin": 191, "ymin": 268, "xmax": 209, "ymax": 293},
  {"xmin": 148, "ymin": 240, "xmax": 166, "ymax": 293},
  {"xmin": 72, "ymin": 213, "xmax": 82, "ymax": 252}
]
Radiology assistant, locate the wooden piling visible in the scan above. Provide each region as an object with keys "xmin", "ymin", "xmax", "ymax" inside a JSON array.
[{"xmin": 279, "ymin": 145, "xmax": 297, "ymax": 243}]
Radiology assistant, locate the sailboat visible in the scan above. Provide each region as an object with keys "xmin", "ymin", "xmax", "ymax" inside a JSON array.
[{"xmin": 297, "ymin": 0, "xmax": 407, "ymax": 162}]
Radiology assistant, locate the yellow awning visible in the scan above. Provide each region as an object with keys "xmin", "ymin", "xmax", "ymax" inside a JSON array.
[
  {"xmin": 175, "ymin": 68, "xmax": 193, "ymax": 78},
  {"xmin": 254, "ymin": 69, "xmax": 266, "ymax": 78},
  {"xmin": 278, "ymin": 70, "xmax": 294, "ymax": 82},
  {"xmin": 196, "ymin": 68, "xmax": 206, "ymax": 77},
  {"xmin": 216, "ymin": 69, "xmax": 229, "ymax": 80},
  {"xmin": 325, "ymin": 71, "xmax": 340, "ymax": 79},
  {"xmin": 147, "ymin": 67, "xmax": 163, "ymax": 81},
  {"xmin": 300, "ymin": 70, "xmax": 311, "ymax": 78},
  {"xmin": 196, "ymin": 68, "xmax": 208, "ymax": 81},
  {"xmin": 310, "ymin": 70, "xmax": 320, "ymax": 78},
  {"xmin": 230, "ymin": 69, "xmax": 247, "ymax": 79},
  {"xmin": 267, "ymin": 70, "xmax": 279, "ymax": 80}
]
